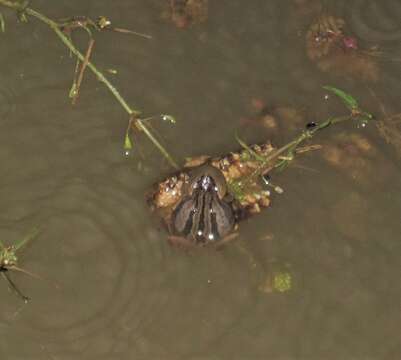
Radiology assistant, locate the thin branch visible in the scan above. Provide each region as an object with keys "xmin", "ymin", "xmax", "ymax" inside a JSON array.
[{"xmin": 71, "ymin": 38, "xmax": 95, "ymax": 105}]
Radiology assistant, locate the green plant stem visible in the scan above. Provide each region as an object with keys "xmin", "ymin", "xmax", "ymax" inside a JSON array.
[
  {"xmin": 239, "ymin": 114, "xmax": 354, "ymax": 188},
  {"xmin": 0, "ymin": 0, "xmax": 179, "ymax": 169}
]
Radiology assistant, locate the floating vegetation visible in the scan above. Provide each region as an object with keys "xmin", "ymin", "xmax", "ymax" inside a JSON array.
[
  {"xmin": 0, "ymin": 228, "xmax": 40, "ymax": 303},
  {"xmin": 0, "ymin": 0, "xmax": 178, "ymax": 169},
  {"xmin": 148, "ymin": 87, "xmax": 374, "ymax": 248}
]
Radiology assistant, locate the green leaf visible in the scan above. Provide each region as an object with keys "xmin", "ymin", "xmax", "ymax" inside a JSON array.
[
  {"xmin": 69, "ymin": 82, "xmax": 78, "ymax": 98},
  {"xmin": 323, "ymin": 86, "xmax": 359, "ymax": 111},
  {"xmin": 235, "ymin": 133, "xmax": 265, "ymax": 162},
  {"xmin": 274, "ymin": 159, "xmax": 289, "ymax": 172},
  {"xmin": 124, "ymin": 133, "xmax": 133, "ymax": 150},
  {"xmin": 227, "ymin": 180, "xmax": 246, "ymax": 202},
  {"xmin": 14, "ymin": 227, "xmax": 40, "ymax": 251},
  {"xmin": 314, "ymin": 118, "xmax": 333, "ymax": 131}
]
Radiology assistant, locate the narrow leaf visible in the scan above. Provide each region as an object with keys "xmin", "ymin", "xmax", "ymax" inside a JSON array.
[
  {"xmin": 323, "ymin": 86, "xmax": 359, "ymax": 111},
  {"xmin": 235, "ymin": 133, "xmax": 265, "ymax": 162},
  {"xmin": 14, "ymin": 227, "xmax": 40, "ymax": 251},
  {"xmin": 69, "ymin": 82, "xmax": 78, "ymax": 98},
  {"xmin": 124, "ymin": 133, "xmax": 133, "ymax": 150},
  {"xmin": 314, "ymin": 118, "xmax": 333, "ymax": 131},
  {"xmin": 275, "ymin": 159, "xmax": 287, "ymax": 171}
]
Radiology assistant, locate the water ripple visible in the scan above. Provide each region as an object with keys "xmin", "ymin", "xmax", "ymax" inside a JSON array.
[
  {"xmin": 349, "ymin": 0, "xmax": 401, "ymax": 42},
  {"xmin": 19, "ymin": 178, "xmax": 161, "ymax": 354},
  {"xmin": 17, "ymin": 177, "xmax": 255, "ymax": 358}
]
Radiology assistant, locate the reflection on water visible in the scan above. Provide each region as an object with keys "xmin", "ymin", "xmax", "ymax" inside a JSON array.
[{"xmin": 0, "ymin": 0, "xmax": 400, "ymax": 359}]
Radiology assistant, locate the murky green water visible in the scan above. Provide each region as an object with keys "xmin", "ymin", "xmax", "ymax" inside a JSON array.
[{"xmin": 0, "ymin": 1, "xmax": 400, "ymax": 359}]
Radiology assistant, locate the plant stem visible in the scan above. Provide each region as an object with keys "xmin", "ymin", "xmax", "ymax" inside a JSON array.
[
  {"xmin": 71, "ymin": 38, "xmax": 95, "ymax": 105},
  {"xmin": 0, "ymin": 0, "xmax": 179, "ymax": 169},
  {"xmin": 2, "ymin": 271, "xmax": 29, "ymax": 302},
  {"xmin": 239, "ymin": 114, "xmax": 354, "ymax": 188}
]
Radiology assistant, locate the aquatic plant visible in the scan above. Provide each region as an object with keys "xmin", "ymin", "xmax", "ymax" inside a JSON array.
[
  {"xmin": 230, "ymin": 86, "xmax": 373, "ymax": 201},
  {"xmin": 0, "ymin": 227, "xmax": 40, "ymax": 303},
  {"xmin": 0, "ymin": 0, "xmax": 179, "ymax": 169},
  {"xmin": 149, "ymin": 85, "xmax": 374, "ymax": 244}
]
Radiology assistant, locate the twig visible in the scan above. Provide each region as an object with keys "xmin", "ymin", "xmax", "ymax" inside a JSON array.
[{"xmin": 71, "ymin": 38, "xmax": 94, "ymax": 105}]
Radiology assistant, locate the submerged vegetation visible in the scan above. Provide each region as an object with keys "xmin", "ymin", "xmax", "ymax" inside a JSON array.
[{"xmin": 306, "ymin": 14, "xmax": 380, "ymax": 82}]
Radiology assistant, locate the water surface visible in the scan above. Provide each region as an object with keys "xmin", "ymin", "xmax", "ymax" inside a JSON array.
[{"xmin": 0, "ymin": 1, "xmax": 400, "ymax": 359}]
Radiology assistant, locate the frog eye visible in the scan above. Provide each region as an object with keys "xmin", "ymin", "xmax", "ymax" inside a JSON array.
[
  {"xmin": 213, "ymin": 186, "xmax": 218, "ymax": 192},
  {"xmin": 207, "ymin": 233, "xmax": 215, "ymax": 241}
]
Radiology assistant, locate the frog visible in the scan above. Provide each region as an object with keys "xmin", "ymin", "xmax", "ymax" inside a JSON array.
[{"xmin": 168, "ymin": 164, "xmax": 236, "ymax": 247}]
